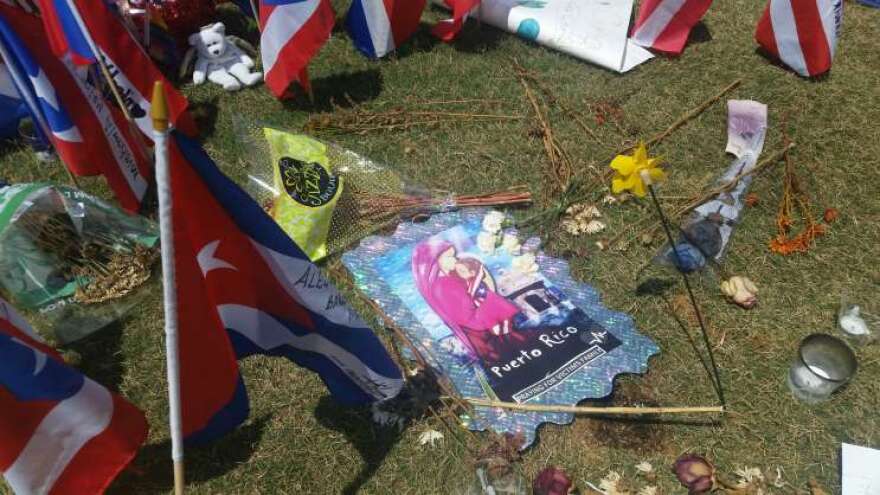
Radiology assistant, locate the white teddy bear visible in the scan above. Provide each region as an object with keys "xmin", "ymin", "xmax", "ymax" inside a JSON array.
[{"xmin": 188, "ymin": 22, "xmax": 262, "ymax": 91}]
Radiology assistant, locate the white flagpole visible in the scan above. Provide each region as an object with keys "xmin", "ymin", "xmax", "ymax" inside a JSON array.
[{"xmin": 151, "ymin": 81, "xmax": 184, "ymax": 495}]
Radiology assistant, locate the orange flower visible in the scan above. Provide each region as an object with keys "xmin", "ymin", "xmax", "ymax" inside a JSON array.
[{"xmin": 769, "ymin": 224, "xmax": 827, "ymax": 255}]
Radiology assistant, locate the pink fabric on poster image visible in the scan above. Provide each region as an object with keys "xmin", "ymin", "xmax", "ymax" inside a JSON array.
[
  {"xmin": 631, "ymin": 0, "xmax": 713, "ymax": 55},
  {"xmin": 412, "ymin": 240, "xmax": 524, "ymax": 363}
]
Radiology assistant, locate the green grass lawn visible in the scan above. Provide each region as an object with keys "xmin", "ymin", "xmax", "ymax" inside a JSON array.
[{"xmin": 2, "ymin": 0, "xmax": 880, "ymax": 493}]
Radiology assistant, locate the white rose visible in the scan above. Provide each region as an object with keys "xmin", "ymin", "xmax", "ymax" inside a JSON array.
[
  {"xmin": 482, "ymin": 211, "xmax": 505, "ymax": 234},
  {"xmin": 476, "ymin": 231, "xmax": 497, "ymax": 254},
  {"xmin": 500, "ymin": 232, "xmax": 521, "ymax": 254},
  {"xmin": 511, "ymin": 252, "xmax": 538, "ymax": 274}
]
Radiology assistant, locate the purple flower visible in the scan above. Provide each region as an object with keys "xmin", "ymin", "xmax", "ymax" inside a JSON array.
[
  {"xmin": 672, "ymin": 454, "xmax": 716, "ymax": 494},
  {"xmin": 533, "ymin": 466, "xmax": 573, "ymax": 495}
]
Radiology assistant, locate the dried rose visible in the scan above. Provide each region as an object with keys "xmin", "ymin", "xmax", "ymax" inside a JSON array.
[
  {"xmin": 533, "ymin": 466, "xmax": 574, "ymax": 495},
  {"xmin": 672, "ymin": 454, "xmax": 716, "ymax": 494},
  {"xmin": 823, "ymin": 208, "xmax": 839, "ymax": 224},
  {"xmin": 720, "ymin": 276, "xmax": 758, "ymax": 309}
]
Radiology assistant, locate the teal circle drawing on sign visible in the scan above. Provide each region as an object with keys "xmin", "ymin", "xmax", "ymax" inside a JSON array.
[{"xmin": 517, "ymin": 19, "xmax": 540, "ymax": 41}]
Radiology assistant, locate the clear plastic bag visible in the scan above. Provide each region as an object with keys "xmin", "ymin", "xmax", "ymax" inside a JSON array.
[
  {"xmin": 233, "ymin": 119, "xmax": 529, "ymax": 261},
  {"xmin": 0, "ymin": 183, "xmax": 158, "ymax": 343}
]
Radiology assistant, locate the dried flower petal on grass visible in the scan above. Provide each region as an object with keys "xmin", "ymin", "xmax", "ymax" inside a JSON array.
[
  {"xmin": 734, "ymin": 467, "xmax": 764, "ymax": 485},
  {"xmin": 720, "ymin": 276, "xmax": 759, "ymax": 309},
  {"xmin": 603, "ymin": 193, "xmax": 632, "ymax": 205},
  {"xmin": 598, "ymin": 471, "xmax": 634, "ymax": 495},
  {"xmin": 808, "ymin": 478, "xmax": 829, "ymax": 495},
  {"xmin": 562, "ymin": 203, "xmax": 605, "ymax": 237},
  {"xmin": 823, "ymin": 208, "xmax": 839, "ymax": 223},
  {"xmin": 636, "ymin": 461, "xmax": 657, "ymax": 482},
  {"xmin": 772, "ymin": 467, "xmax": 785, "ymax": 488},
  {"xmin": 672, "ymin": 454, "xmax": 715, "ymax": 494},
  {"xmin": 417, "ymin": 429, "xmax": 443, "ymax": 447},
  {"xmin": 532, "ymin": 466, "xmax": 574, "ymax": 495}
]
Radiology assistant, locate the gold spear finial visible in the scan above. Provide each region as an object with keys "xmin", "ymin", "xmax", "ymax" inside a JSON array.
[{"xmin": 150, "ymin": 81, "xmax": 169, "ymax": 132}]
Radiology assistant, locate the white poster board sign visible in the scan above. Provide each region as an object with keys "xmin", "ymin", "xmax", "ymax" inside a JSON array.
[{"xmin": 475, "ymin": 0, "xmax": 653, "ymax": 72}]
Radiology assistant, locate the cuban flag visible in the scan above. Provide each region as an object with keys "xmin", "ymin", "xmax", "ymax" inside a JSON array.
[
  {"xmin": 34, "ymin": 0, "xmax": 196, "ymax": 138},
  {"xmin": 346, "ymin": 0, "xmax": 426, "ymax": 58},
  {"xmin": 631, "ymin": 0, "xmax": 713, "ymax": 55},
  {"xmin": 0, "ymin": 297, "xmax": 148, "ymax": 494},
  {"xmin": 755, "ymin": 0, "xmax": 842, "ymax": 77},
  {"xmin": 259, "ymin": 0, "xmax": 336, "ymax": 98},
  {"xmin": 432, "ymin": 0, "xmax": 480, "ymax": 41},
  {"xmin": 166, "ymin": 131, "xmax": 403, "ymax": 442},
  {"xmin": 0, "ymin": 3, "xmax": 151, "ymax": 211},
  {"xmin": 0, "ymin": 63, "xmax": 29, "ymax": 140}
]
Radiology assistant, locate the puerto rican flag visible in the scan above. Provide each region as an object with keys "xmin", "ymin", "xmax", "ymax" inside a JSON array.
[
  {"xmin": 34, "ymin": 0, "xmax": 96, "ymax": 66},
  {"xmin": 432, "ymin": 0, "xmax": 480, "ymax": 41},
  {"xmin": 34, "ymin": 0, "xmax": 196, "ymax": 138},
  {"xmin": 166, "ymin": 131, "xmax": 403, "ymax": 442},
  {"xmin": 631, "ymin": 0, "xmax": 713, "ymax": 55},
  {"xmin": 0, "ymin": 9, "xmax": 92, "ymax": 175},
  {"xmin": 0, "ymin": 297, "xmax": 148, "ymax": 494},
  {"xmin": 755, "ymin": 0, "xmax": 842, "ymax": 77},
  {"xmin": 0, "ymin": 62, "xmax": 31, "ymax": 140},
  {"xmin": 0, "ymin": 3, "xmax": 151, "ymax": 212},
  {"xmin": 259, "ymin": 0, "xmax": 335, "ymax": 98},
  {"xmin": 346, "ymin": 0, "xmax": 426, "ymax": 58}
]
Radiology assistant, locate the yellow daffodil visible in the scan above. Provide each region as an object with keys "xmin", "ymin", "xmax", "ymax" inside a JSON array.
[{"xmin": 609, "ymin": 142, "xmax": 666, "ymax": 197}]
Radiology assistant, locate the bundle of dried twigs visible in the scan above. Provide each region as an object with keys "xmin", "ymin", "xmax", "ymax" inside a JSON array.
[
  {"xmin": 513, "ymin": 60, "xmax": 574, "ymax": 196},
  {"xmin": 352, "ymin": 187, "xmax": 533, "ymax": 223},
  {"xmin": 304, "ymin": 104, "xmax": 523, "ymax": 135},
  {"xmin": 16, "ymin": 212, "xmax": 157, "ymax": 304},
  {"xmin": 769, "ymin": 135, "xmax": 828, "ymax": 255}
]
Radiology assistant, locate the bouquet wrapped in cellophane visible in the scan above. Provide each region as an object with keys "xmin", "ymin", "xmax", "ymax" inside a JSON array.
[{"xmin": 234, "ymin": 121, "xmax": 531, "ymax": 261}]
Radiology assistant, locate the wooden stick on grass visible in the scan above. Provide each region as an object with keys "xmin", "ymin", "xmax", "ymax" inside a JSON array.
[
  {"xmin": 616, "ymin": 79, "xmax": 743, "ymax": 156},
  {"xmin": 466, "ymin": 398, "xmax": 724, "ymax": 415}
]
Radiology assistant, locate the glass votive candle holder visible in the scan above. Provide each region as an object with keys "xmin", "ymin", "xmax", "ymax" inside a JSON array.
[{"xmin": 787, "ymin": 334, "xmax": 857, "ymax": 404}]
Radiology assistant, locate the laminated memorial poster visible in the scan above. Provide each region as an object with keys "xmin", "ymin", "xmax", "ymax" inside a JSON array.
[
  {"xmin": 475, "ymin": 0, "xmax": 654, "ymax": 72},
  {"xmin": 343, "ymin": 209, "xmax": 658, "ymax": 447}
]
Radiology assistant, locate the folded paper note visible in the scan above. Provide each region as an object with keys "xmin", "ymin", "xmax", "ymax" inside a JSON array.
[{"xmin": 343, "ymin": 209, "xmax": 658, "ymax": 447}]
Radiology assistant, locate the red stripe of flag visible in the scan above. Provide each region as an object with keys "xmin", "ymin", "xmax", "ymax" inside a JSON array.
[
  {"xmin": 650, "ymin": 0, "xmax": 713, "ymax": 54},
  {"xmin": 263, "ymin": 0, "xmax": 335, "ymax": 98},
  {"xmin": 790, "ymin": 0, "xmax": 832, "ymax": 76},
  {"xmin": 0, "ymin": 388, "xmax": 56, "ymax": 471},
  {"xmin": 50, "ymin": 394, "xmax": 148, "ymax": 495},
  {"xmin": 754, "ymin": 2, "xmax": 781, "ymax": 60}
]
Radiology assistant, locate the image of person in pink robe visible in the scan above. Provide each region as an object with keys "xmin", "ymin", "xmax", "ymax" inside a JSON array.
[{"xmin": 412, "ymin": 240, "xmax": 522, "ymax": 362}]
